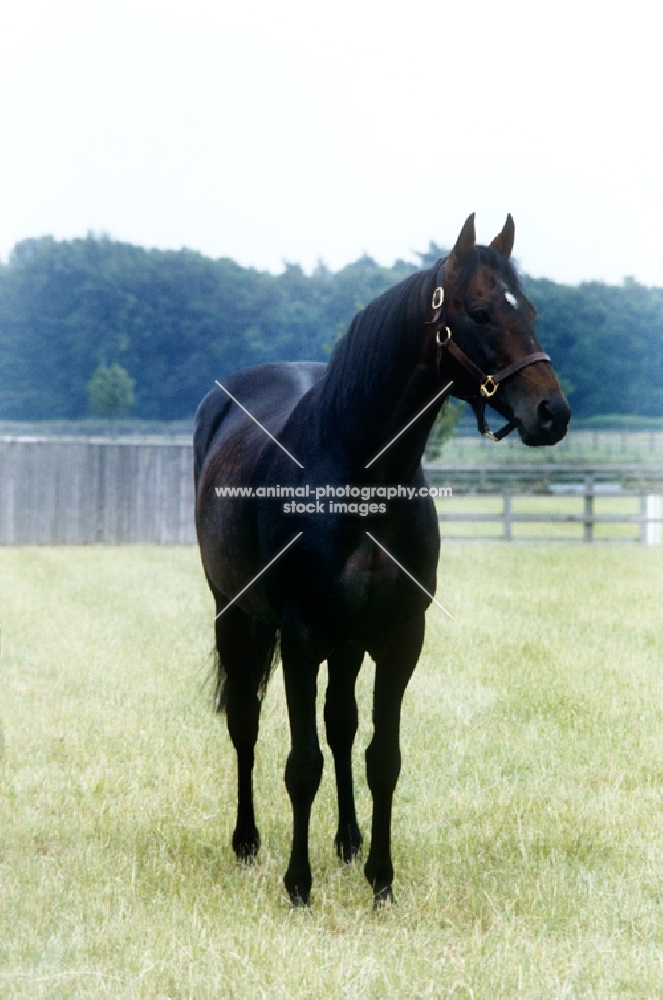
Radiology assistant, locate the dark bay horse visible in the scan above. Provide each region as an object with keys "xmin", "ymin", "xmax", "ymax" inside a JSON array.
[{"xmin": 194, "ymin": 214, "xmax": 570, "ymax": 905}]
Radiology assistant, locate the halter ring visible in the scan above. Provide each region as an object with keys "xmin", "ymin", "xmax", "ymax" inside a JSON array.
[
  {"xmin": 480, "ymin": 375, "xmax": 498, "ymax": 398},
  {"xmin": 431, "ymin": 287, "xmax": 444, "ymax": 310},
  {"xmin": 436, "ymin": 325, "xmax": 451, "ymax": 346}
]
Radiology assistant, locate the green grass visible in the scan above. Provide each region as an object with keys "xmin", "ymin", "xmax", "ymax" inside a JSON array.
[{"xmin": 1, "ymin": 545, "xmax": 662, "ymax": 998}]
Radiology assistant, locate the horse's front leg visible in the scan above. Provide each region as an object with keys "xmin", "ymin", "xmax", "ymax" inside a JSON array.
[
  {"xmin": 324, "ymin": 642, "xmax": 364, "ymax": 862},
  {"xmin": 281, "ymin": 624, "xmax": 324, "ymax": 906},
  {"xmin": 364, "ymin": 612, "xmax": 425, "ymax": 904}
]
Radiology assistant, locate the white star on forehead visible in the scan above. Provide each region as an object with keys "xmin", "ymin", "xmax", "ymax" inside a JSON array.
[{"xmin": 504, "ymin": 290, "xmax": 518, "ymax": 309}]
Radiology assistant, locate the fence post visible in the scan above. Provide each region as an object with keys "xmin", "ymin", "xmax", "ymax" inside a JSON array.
[
  {"xmin": 645, "ymin": 494, "xmax": 661, "ymax": 545},
  {"xmin": 503, "ymin": 491, "xmax": 512, "ymax": 541},
  {"xmin": 583, "ymin": 473, "xmax": 594, "ymax": 542}
]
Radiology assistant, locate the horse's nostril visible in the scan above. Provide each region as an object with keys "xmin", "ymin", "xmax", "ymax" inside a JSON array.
[{"xmin": 537, "ymin": 399, "xmax": 555, "ymax": 431}]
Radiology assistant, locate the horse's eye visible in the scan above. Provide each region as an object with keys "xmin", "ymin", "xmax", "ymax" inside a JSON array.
[{"xmin": 469, "ymin": 307, "xmax": 491, "ymax": 325}]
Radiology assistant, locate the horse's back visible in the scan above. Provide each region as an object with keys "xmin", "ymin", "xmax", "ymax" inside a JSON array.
[{"xmin": 193, "ymin": 361, "xmax": 326, "ymax": 482}]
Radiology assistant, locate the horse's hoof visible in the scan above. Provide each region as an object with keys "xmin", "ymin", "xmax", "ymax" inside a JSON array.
[
  {"xmin": 334, "ymin": 827, "xmax": 363, "ymax": 864},
  {"xmin": 284, "ymin": 868, "xmax": 312, "ymax": 907},
  {"xmin": 285, "ymin": 881, "xmax": 311, "ymax": 907},
  {"xmin": 232, "ymin": 827, "xmax": 260, "ymax": 862},
  {"xmin": 373, "ymin": 885, "xmax": 396, "ymax": 909},
  {"xmin": 288, "ymin": 890, "xmax": 311, "ymax": 908}
]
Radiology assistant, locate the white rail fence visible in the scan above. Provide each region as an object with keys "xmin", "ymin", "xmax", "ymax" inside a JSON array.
[
  {"xmin": 425, "ymin": 464, "xmax": 663, "ymax": 544},
  {"xmin": 0, "ymin": 440, "xmax": 661, "ymax": 544},
  {"xmin": 435, "ymin": 486, "xmax": 661, "ymax": 543}
]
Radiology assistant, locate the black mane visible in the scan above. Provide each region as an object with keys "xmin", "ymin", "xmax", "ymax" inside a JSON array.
[{"xmin": 318, "ymin": 263, "xmax": 442, "ymax": 434}]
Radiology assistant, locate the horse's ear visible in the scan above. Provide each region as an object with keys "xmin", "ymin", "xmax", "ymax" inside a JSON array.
[
  {"xmin": 444, "ymin": 213, "xmax": 476, "ymax": 286},
  {"xmin": 490, "ymin": 214, "xmax": 515, "ymax": 258}
]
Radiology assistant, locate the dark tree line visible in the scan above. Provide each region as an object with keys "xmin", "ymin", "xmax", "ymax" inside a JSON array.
[{"xmin": 0, "ymin": 234, "xmax": 661, "ymax": 421}]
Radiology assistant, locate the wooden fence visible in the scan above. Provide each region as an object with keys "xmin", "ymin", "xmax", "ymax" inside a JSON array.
[
  {"xmin": 425, "ymin": 464, "xmax": 663, "ymax": 543},
  {"xmin": 0, "ymin": 437, "xmax": 195, "ymax": 544},
  {"xmin": 434, "ymin": 487, "xmax": 661, "ymax": 543},
  {"xmin": 0, "ymin": 440, "xmax": 661, "ymax": 544}
]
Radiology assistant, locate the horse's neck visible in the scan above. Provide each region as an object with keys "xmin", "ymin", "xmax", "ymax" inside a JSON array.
[
  {"xmin": 317, "ymin": 320, "xmax": 442, "ymax": 481},
  {"xmin": 363, "ymin": 359, "xmax": 442, "ymax": 480}
]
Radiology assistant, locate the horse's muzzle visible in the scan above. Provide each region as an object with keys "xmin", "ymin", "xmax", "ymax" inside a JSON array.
[{"xmin": 520, "ymin": 393, "xmax": 571, "ymax": 446}]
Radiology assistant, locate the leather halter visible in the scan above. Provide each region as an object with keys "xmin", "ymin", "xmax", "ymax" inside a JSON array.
[{"xmin": 428, "ymin": 286, "xmax": 551, "ymax": 442}]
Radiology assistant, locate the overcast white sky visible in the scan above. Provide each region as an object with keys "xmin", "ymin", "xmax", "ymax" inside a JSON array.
[{"xmin": 1, "ymin": 0, "xmax": 661, "ymax": 285}]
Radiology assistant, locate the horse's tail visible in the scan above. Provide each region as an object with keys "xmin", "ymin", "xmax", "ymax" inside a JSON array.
[{"xmin": 213, "ymin": 619, "xmax": 281, "ymax": 714}]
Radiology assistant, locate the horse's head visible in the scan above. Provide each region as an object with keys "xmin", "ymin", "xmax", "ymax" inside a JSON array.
[{"xmin": 439, "ymin": 213, "xmax": 570, "ymax": 446}]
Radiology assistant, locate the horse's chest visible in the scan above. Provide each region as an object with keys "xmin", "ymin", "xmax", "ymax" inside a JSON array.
[{"xmin": 339, "ymin": 537, "xmax": 412, "ymax": 614}]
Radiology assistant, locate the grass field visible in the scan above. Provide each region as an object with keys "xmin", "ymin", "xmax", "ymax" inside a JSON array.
[{"xmin": 1, "ymin": 545, "xmax": 662, "ymax": 998}]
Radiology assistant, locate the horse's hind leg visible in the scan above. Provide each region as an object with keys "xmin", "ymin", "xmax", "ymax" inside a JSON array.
[
  {"xmin": 324, "ymin": 642, "xmax": 364, "ymax": 862},
  {"xmin": 215, "ymin": 602, "xmax": 276, "ymax": 860}
]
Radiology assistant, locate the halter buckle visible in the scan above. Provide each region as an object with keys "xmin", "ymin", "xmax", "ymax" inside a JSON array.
[
  {"xmin": 480, "ymin": 375, "xmax": 498, "ymax": 398},
  {"xmin": 431, "ymin": 287, "xmax": 444, "ymax": 310}
]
